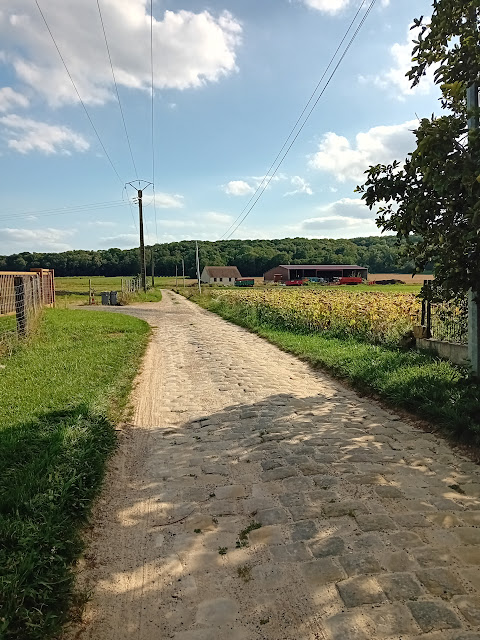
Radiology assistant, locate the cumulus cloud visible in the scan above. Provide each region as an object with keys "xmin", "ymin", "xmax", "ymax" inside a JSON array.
[
  {"xmin": 0, "ymin": 227, "xmax": 74, "ymax": 252},
  {"xmin": 0, "ymin": 114, "xmax": 89, "ymax": 154},
  {"xmin": 360, "ymin": 22, "xmax": 435, "ymax": 99},
  {"xmin": 224, "ymin": 180, "xmax": 254, "ymax": 196},
  {"xmin": 143, "ymin": 192, "xmax": 185, "ymax": 209},
  {"xmin": 309, "ymin": 120, "xmax": 417, "ymax": 182},
  {"xmin": 302, "ymin": 198, "xmax": 376, "ymax": 231},
  {"xmin": 204, "ymin": 211, "xmax": 233, "ymax": 224},
  {"xmin": 284, "ymin": 175, "xmax": 313, "ymax": 196},
  {"xmin": 0, "ymin": 87, "xmax": 29, "ymax": 112},
  {"xmin": 301, "ymin": 0, "xmax": 389, "ymax": 13},
  {"xmin": 301, "ymin": 0, "xmax": 351, "ymax": 14},
  {"xmin": 2, "ymin": 2, "xmax": 242, "ymax": 107}
]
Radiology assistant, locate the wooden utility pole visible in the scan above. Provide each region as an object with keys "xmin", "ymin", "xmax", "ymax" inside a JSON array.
[
  {"xmin": 126, "ymin": 181, "xmax": 153, "ymax": 293},
  {"xmin": 137, "ymin": 190, "xmax": 147, "ymax": 292},
  {"xmin": 196, "ymin": 241, "xmax": 202, "ymax": 294},
  {"xmin": 182, "ymin": 258, "xmax": 185, "ymax": 288},
  {"xmin": 151, "ymin": 247, "xmax": 155, "ymax": 288}
]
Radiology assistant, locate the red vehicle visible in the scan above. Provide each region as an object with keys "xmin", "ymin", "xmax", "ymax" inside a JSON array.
[
  {"xmin": 285, "ymin": 280, "xmax": 304, "ymax": 286},
  {"xmin": 338, "ymin": 277, "xmax": 363, "ymax": 285}
]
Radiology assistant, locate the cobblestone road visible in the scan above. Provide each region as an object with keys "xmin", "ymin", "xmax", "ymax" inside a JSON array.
[{"xmin": 73, "ymin": 291, "xmax": 480, "ymax": 640}]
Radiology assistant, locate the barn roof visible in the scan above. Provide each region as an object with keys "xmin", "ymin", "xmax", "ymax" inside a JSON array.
[
  {"xmin": 204, "ymin": 266, "xmax": 242, "ymax": 278},
  {"xmin": 279, "ymin": 265, "xmax": 366, "ymax": 270}
]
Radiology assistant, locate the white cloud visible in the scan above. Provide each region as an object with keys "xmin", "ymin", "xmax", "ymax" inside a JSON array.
[
  {"xmin": 223, "ymin": 180, "xmax": 254, "ymax": 196},
  {"xmin": 301, "ymin": 0, "xmax": 351, "ymax": 14},
  {"xmin": 2, "ymin": 3, "xmax": 242, "ymax": 107},
  {"xmin": 143, "ymin": 192, "xmax": 185, "ymax": 209},
  {"xmin": 284, "ymin": 175, "xmax": 313, "ymax": 196},
  {"xmin": 0, "ymin": 114, "xmax": 89, "ymax": 154},
  {"xmin": 250, "ymin": 174, "xmax": 287, "ymax": 188},
  {"xmin": 309, "ymin": 119, "xmax": 417, "ymax": 182},
  {"xmin": 302, "ymin": 215, "xmax": 379, "ymax": 235},
  {"xmin": 361, "ymin": 22, "xmax": 435, "ymax": 99},
  {"xmin": 302, "ymin": 198, "xmax": 376, "ymax": 231},
  {"xmin": 204, "ymin": 211, "xmax": 233, "ymax": 224},
  {"xmin": 0, "ymin": 227, "xmax": 74, "ymax": 252},
  {"xmin": 87, "ymin": 220, "xmax": 115, "ymax": 227},
  {"xmin": 0, "ymin": 87, "xmax": 29, "ymax": 112},
  {"xmin": 300, "ymin": 0, "xmax": 389, "ymax": 13},
  {"xmin": 101, "ymin": 233, "xmax": 139, "ymax": 248}
]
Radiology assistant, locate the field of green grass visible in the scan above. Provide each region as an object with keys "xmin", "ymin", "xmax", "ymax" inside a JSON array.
[
  {"xmin": 0, "ymin": 308, "xmax": 149, "ymax": 639},
  {"xmin": 54, "ymin": 276, "xmax": 166, "ymax": 306},
  {"xmin": 184, "ymin": 290, "xmax": 480, "ymax": 444}
]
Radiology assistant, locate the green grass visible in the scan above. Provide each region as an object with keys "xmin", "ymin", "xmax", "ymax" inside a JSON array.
[
  {"xmin": 55, "ymin": 276, "xmax": 127, "ymax": 292},
  {"xmin": 0, "ymin": 308, "xmax": 150, "ymax": 639},
  {"xmin": 187, "ymin": 292, "xmax": 480, "ymax": 444},
  {"xmin": 54, "ymin": 276, "xmax": 164, "ymax": 307}
]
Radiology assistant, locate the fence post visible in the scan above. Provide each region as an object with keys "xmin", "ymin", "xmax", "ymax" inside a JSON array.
[
  {"xmin": 14, "ymin": 276, "xmax": 26, "ymax": 338},
  {"xmin": 426, "ymin": 301, "xmax": 432, "ymax": 339},
  {"xmin": 468, "ymin": 289, "xmax": 480, "ymax": 374}
]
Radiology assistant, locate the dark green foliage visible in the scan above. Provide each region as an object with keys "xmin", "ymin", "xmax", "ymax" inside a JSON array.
[
  {"xmin": 0, "ymin": 309, "xmax": 149, "ymax": 639},
  {"xmin": 0, "ymin": 236, "xmax": 424, "ymax": 279},
  {"xmin": 357, "ymin": 2, "xmax": 480, "ymax": 297}
]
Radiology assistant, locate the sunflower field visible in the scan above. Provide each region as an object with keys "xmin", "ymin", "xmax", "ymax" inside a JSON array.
[{"xmin": 210, "ymin": 289, "xmax": 421, "ymax": 347}]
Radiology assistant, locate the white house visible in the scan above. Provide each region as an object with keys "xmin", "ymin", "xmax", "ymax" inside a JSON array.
[{"xmin": 200, "ymin": 266, "xmax": 241, "ymax": 285}]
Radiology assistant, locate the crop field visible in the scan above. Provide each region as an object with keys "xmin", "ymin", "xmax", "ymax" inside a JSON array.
[
  {"xmin": 368, "ymin": 272, "xmax": 434, "ymax": 284},
  {"xmin": 209, "ymin": 288, "xmax": 421, "ymax": 347}
]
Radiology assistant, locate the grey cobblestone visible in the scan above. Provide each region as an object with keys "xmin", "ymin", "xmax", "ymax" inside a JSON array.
[{"xmin": 73, "ymin": 293, "xmax": 480, "ymax": 640}]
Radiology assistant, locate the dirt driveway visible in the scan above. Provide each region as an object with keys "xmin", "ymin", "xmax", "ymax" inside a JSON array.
[{"xmin": 70, "ymin": 290, "xmax": 480, "ymax": 640}]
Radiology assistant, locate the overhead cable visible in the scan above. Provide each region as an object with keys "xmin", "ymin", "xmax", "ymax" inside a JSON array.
[
  {"xmin": 35, "ymin": 0, "xmax": 125, "ymax": 186},
  {"xmin": 150, "ymin": 0, "xmax": 159, "ymax": 244},
  {"xmin": 96, "ymin": 0, "xmax": 139, "ymax": 180},
  {"xmin": 222, "ymin": 0, "xmax": 378, "ymax": 240}
]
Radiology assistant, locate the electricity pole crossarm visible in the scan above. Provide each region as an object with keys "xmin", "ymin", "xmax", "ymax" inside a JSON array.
[{"xmin": 126, "ymin": 180, "xmax": 153, "ymax": 294}]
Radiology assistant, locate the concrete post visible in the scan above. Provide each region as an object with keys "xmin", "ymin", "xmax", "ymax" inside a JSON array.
[{"xmin": 469, "ymin": 289, "xmax": 480, "ymax": 374}]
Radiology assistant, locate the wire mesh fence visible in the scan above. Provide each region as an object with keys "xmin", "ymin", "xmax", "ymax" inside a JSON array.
[
  {"xmin": 118, "ymin": 276, "xmax": 141, "ymax": 304},
  {"xmin": 420, "ymin": 295, "xmax": 468, "ymax": 345},
  {"xmin": 0, "ymin": 270, "xmax": 55, "ymax": 354},
  {"xmin": 122, "ymin": 276, "xmax": 141, "ymax": 294}
]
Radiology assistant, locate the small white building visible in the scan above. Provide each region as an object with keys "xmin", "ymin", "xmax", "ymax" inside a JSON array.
[{"xmin": 200, "ymin": 266, "xmax": 241, "ymax": 285}]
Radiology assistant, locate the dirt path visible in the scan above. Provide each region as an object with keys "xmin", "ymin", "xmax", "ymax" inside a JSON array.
[{"xmin": 70, "ymin": 291, "xmax": 480, "ymax": 640}]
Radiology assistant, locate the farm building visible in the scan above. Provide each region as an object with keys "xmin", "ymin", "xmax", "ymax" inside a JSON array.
[
  {"xmin": 200, "ymin": 266, "xmax": 242, "ymax": 285},
  {"xmin": 263, "ymin": 264, "xmax": 368, "ymax": 282}
]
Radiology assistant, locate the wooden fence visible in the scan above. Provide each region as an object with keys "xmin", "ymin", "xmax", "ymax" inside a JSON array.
[{"xmin": 0, "ymin": 269, "xmax": 55, "ymax": 350}]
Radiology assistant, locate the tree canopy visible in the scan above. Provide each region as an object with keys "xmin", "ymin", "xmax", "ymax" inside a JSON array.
[
  {"xmin": 0, "ymin": 236, "xmax": 422, "ymax": 278},
  {"xmin": 357, "ymin": 1, "xmax": 480, "ymax": 297}
]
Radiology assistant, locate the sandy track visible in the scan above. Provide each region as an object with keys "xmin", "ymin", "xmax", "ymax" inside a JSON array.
[{"xmin": 68, "ymin": 291, "xmax": 480, "ymax": 640}]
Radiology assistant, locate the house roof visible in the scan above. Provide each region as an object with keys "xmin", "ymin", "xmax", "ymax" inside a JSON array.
[
  {"xmin": 204, "ymin": 266, "xmax": 241, "ymax": 278},
  {"xmin": 279, "ymin": 265, "xmax": 367, "ymax": 271}
]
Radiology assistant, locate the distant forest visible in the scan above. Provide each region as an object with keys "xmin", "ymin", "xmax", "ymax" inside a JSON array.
[{"xmin": 0, "ymin": 236, "xmax": 428, "ymax": 278}]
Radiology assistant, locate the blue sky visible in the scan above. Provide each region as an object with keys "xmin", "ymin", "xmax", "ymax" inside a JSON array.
[{"xmin": 0, "ymin": 0, "xmax": 438, "ymax": 254}]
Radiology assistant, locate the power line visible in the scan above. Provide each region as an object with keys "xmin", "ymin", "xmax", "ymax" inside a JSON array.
[
  {"xmin": 0, "ymin": 200, "xmax": 131, "ymax": 223},
  {"xmin": 0, "ymin": 199, "xmax": 126, "ymax": 219},
  {"xmin": 35, "ymin": 0, "xmax": 124, "ymax": 186},
  {"xmin": 222, "ymin": 0, "xmax": 377, "ymax": 240},
  {"xmin": 150, "ymin": 0, "xmax": 159, "ymax": 244},
  {"xmin": 96, "ymin": 0, "xmax": 138, "ymax": 180}
]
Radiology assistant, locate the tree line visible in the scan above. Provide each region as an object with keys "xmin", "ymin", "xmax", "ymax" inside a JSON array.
[{"xmin": 0, "ymin": 236, "xmax": 426, "ymax": 278}]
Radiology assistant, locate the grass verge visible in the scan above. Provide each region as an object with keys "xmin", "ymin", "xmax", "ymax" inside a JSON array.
[
  {"xmin": 184, "ymin": 291, "xmax": 480, "ymax": 443},
  {"xmin": 0, "ymin": 308, "xmax": 150, "ymax": 639}
]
